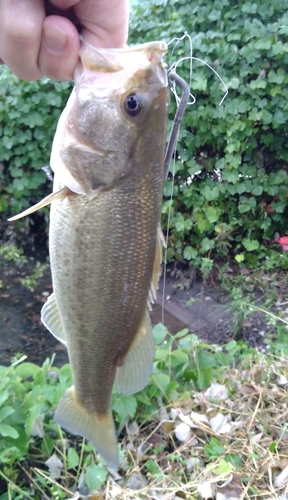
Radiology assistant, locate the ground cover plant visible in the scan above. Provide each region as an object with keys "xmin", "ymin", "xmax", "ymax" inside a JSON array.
[
  {"xmin": 1, "ymin": 317, "xmax": 288, "ymax": 500},
  {"xmin": 0, "ymin": 72, "xmax": 71, "ymax": 240}
]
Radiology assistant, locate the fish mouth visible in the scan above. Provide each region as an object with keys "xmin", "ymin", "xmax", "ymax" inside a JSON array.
[
  {"xmin": 79, "ymin": 40, "xmax": 168, "ymax": 73},
  {"xmin": 75, "ymin": 41, "xmax": 168, "ymax": 91}
]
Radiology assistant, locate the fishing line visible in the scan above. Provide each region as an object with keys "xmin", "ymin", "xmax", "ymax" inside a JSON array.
[
  {"xmin": 161, "ymin": 33, "xmax": 194, "ymax": 325},
  {"xmin": 168, "ymin": 32, "xmax": 194, "ymax": 101},
  {"xmin": 161, "ymin": 33, "xmax": 229, "ymax": 325},
  {"xmin": 170, "ymin": 56, "xmax": 229, "ymax": 106}
]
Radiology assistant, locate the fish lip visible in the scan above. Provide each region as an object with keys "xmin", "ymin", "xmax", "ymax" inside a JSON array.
[{"xmin": 80, "ymin": 39, "xmax": 168, "ymax": 58}]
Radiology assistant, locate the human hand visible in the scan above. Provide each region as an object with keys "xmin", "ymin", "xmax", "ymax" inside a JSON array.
[{"xmin": 0, "ymin": 0, "xmax": 129, "ymax": 81}]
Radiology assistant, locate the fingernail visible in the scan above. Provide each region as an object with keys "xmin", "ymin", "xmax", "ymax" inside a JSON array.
[{"xmin": 43, "ymin": 27, "xmax": 68, "ymax": 54}]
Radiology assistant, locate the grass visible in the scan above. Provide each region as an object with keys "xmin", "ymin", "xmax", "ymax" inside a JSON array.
[
  {"xmin": 1, "ymin": 241, "xmax": 288, "ymax": 498},
  {"xmin": 1, "ymin": 313, "xmax": 288, "ymax": 499}
]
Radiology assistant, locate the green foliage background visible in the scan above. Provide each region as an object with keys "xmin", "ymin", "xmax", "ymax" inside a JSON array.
[
  {"xmin": 0, "ymin": 74, "xmax": 71, "ymax": 219},
  {"xmin": 129, "ymin": 0, "xmax": 288, "ymax": 268},
  {"xmin": 0, "ymin": 0, "xmax": 288, "ymax": 268}
]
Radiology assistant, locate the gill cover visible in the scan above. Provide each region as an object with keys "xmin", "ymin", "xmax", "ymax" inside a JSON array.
[{"xmin": 50, "ymin": 41, "xmax": 169, "ymax": 197}]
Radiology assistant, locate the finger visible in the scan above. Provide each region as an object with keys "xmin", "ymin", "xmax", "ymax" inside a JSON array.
[
  {"xmin": 49, "ymin": 0, "xmax": 130, "ymax": 48},
  {"xmin": 74, "ymin": 0, "xmax": 130, "ymax": 48},
  {"xmin": 0, "ymin": 0, "xmax": 45, "ymax": 80},
  {"xmin": 39, "ymin": 15, "xmax": 80, "ymax": 80},
  {"xmin": 48, "ymin": 0, "xmax": 79, "ymax": 8}
]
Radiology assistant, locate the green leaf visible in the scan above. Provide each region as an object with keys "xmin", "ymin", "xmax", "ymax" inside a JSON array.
[
  {"xmin": 225, "ymin": 453, "xmax": 243, "ymax": 469},
  {"xmin": 151, "ymin": 373, "xmax": 171, "ymax": 391},
  {"xmin": 112, "ymin": 395, "xmax": 137, "ymax": 420},
  {"xmin": 199, "ymin": 237, "xmax": 215, "ymax": 253},
  {"xmin": 145, "ymin": 459, "xmax": 161, "ymax": 475},
  {"xmin": 202, "ymin": 185, "xmax": 220, "ymax": 201},
  {"xmin": 197, "ymin": 351, "xmax": 217, "ymax": 371},
  {"xmin": 0, "ymin": 423, "xmax": 19, "ymax": 439},
  {"xmin": 174, "ymin": 328, "xmax": 189, "ymax": 339},
  {"xmin": 67, "ymin": 447, "xmax": 79, "ymax": 470},
  {"xmin": 16, "ymin": 362, "xmax": 40, "ymax": 379},
  {"xmin": 85, "ymin": 464, "xmax": 108, "ymax": 491},
  {"xmin": 170, "ymin": 349, "xmax": 189, "ymax": 367},
  {"xmin": 205, "ymin": 206, "xmax": 221, "ymax": 223},
  {"xmin": 242, "ymin": 239, "xmax": 260, "ymax": 251},
  {"xmin": 183, "ymin": 246, "xmax": 198, "ymax": 261},
  {"xmin": 0, "ymin": 391, "xmax": 10, "ymax": 407},
  {"xmin": 251, "ymin": 185, "xmax": 263, "ymax": 196},
  {"xmin": 0, "ymin": 406, "xmax": 15, "ymax": 422},
  {"xmin": 152, "ymin": 323, "xmax": 168, "ymax": 345},
  {"xmin": 269, "ymin": 442, "xmax": 277, "ymax": 453},
  {"xmin": 212, "ymin": 458, "xmax": 234, "ymax": 475},
  {"xmin": 238, "ymin": 203, "xmax": 251, "ymax": 213},
  {"xmin": 197, "ymin": 369, "xmax": 213, "ymax": 390},
  {"xmin": 235, "ymin": 254, "xmax": 245, "ymax": 262},
  {"xmin": 229, "ymin": 77, "xmax": 240, "ymax": 89},
  {"xmin": 204, "ymin": 437, "xmax": 225, "ymax": 458}
]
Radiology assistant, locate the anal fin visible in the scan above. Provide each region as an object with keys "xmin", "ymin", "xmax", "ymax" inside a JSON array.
[
  {"xmin": 148, "ymin": 223, "xmax": 165, "ymax": 308},
  {"xmin": 116, "ymin": 312, "xmax": 154, "ymax": 395}
]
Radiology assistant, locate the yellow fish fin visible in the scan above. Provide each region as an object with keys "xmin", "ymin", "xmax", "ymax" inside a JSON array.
[
  {"xmin": 117, "ymin": 311, "xmax": 154, "ymax": 395},
  {"xmin": 41, "ymin": 293, "xmax": 66, "ymax": 346},
  {"xmin": 8, "ymin": 187, "xmax": 70, "ymax": 221},
  {"xmin": 55, "ymin": 386, "xmax": 118, "ymax": 469},
  {"xmin": 148, "ymin": 223, "xmax": 165, "ymax": 310}
]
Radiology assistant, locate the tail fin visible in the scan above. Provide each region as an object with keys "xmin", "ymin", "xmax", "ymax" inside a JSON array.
[{"xmin": 54, "ymin": 386, "xmax": 118, "ymax": 468}]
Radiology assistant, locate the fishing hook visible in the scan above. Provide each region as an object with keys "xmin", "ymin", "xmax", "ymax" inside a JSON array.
[{"xmin": 164, "ymin": 72, "xmax": 190, "ymax": 179}]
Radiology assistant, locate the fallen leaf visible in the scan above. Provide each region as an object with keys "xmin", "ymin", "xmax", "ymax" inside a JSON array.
[
  {"xmin": 251, "ymin": 432, "xmax": 263, "ymax": 443},
  {"xmin": 274, "ymin": 464, "xmax": 288, "ymax": 488},
  {"xmin": 127, "ymin": 421, "xmax": 139, "ymax": 436},
  {"xmin": 45, "ymin": 453, "xmax": 63, "ymax": 477},
  {"xmin": 126, "ymin": 472, "xmax": 147, "ymax": 490},
  {"xmin": 198, "ymin": 479, "xmax": 215, "ymax": 499},
  {"xmin": 209, "ymin": 413, "xmax": 231, "ymax": 433},
  {"xmin": 240, "ymin": 383, "xmax": 260, "ymax": 396},
  {"xmin": 31, "ymin": 417, "xmax": 44, "ymax": 438},
  {"xmin": 204, "ymin": 383, "xmax": 229, "ymax": 401},
  {"xmin": 277, "ymin": 375, "xmax": 288, "ymax": 386},
  {"xmin": 174, "ymin": 422, "xmax": 191, "ymax": 442},
  {"xmin": 216, "ymin": 473, "xmax": 242, "ymax": 500},
  {"xmin": 170, "ymin": 408, "xmax": 179, "ymax": 420},
  {"xmin": 179, "ymin": 411, "xmax": 198, "ymax": 428},
  {"xmin": 190, "ymin": 411, "xmax": 210, "ymax": 425},
  {"xmin": 162, "ymin": 421, "xmax": 175, "ymax": 435},
  {"xmin": 239, "ymin": 267, "xmax": 250, "ymax": 275}
]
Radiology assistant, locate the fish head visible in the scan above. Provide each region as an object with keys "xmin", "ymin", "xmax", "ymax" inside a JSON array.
[{"xmin": 50, "ymin": 41, "xmax": 170, "ymax": 196}]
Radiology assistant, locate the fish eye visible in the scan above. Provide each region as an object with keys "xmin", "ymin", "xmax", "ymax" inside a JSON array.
[{"xmin": 124, "ymin": 93, "xmax": 142, "ymax": 116}]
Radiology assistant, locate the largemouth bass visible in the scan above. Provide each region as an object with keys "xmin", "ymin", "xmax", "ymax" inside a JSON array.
[{"xmin": 21, "ymin": 41, "xmax": 169, "ymax": 468}]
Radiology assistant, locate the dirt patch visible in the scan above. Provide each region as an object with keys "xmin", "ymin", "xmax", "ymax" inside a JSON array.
[
  {"xmin": 0, "ymin": 259, "xmax": 68, "ymax": 366},
  {"xmin": 0, "ymin": 254, "xmax": 279, "ymax": 367}
]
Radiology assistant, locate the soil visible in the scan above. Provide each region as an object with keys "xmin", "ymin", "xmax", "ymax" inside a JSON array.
[{"xmin": 0, "ymin": 251, "xmax": 278, "ymax": 367}]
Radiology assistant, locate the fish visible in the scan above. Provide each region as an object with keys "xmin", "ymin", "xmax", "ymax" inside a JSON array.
[{"xmin": 10, "ymin": 40, "xmax": 170, "ymax": 468}]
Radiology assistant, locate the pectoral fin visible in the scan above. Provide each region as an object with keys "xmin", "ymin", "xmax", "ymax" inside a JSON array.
[
  {"xmin": 41, "ymin": 293, "xmax": 67, "ymax": 346},
  {"xmin": 117, "ymin": 312, "xmax": 154, "ymax": 395},
  {"xmin": 8, "ymin": 187, "xmax": 70, "ymax": 221}
]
